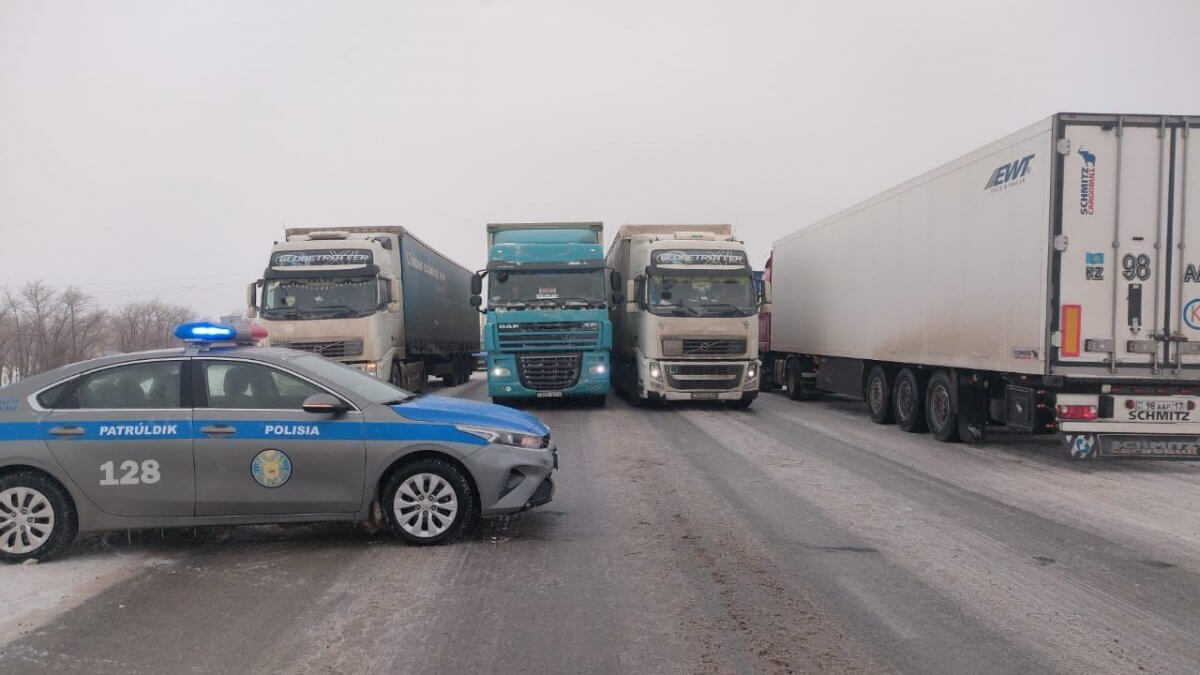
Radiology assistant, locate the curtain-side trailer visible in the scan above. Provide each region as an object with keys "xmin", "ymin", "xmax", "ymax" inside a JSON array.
[{"xmin": 763, "ymin": 113, "xmax": 1200, "ymax": 458}]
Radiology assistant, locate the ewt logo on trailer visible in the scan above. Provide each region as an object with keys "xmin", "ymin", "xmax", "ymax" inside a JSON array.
[
  {"xmin": 984, "ymin": 154, "xmax": 1035, "ymax": 192},
  {"xmin": 1078, "ymin": 148, "xmax": 1097, "ymax": 215}
]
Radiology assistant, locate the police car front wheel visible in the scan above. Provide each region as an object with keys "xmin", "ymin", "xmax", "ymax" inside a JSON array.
[
  {"xmin": 0, "ymin": 471, "xmax": 78, "ymax": 563},
  {"xmin": 382, "ymin": 459, "xmax": 477, "ymax": 545}
]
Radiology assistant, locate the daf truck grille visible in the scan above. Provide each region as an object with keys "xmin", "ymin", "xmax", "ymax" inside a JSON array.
[
  {"xmin": 679, "ymin": 338, "xmax": 747, "ymax": 356},
  {"xmin": 665, "ymin": 363, "xmax": 743, "ymax": 391},
  {"xmin": 497, "ymin": 322, "xmax": 600, "ymax": 351},
  {"xmin": 272, "ymin": 338, "xmax": 364, "ymax": 359},
  {"xmin": 517, "ymin": 353, "xmax": 582, "ymax": 391}
]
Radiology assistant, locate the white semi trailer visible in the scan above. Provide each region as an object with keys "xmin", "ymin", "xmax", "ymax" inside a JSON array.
[
  {"xmin": 763, "ymin": 113, "xmax": 1200, "ymax": 458},
  {"xmin": 608, "ymin": 225, "xmax": 762, "ymax": 407}
]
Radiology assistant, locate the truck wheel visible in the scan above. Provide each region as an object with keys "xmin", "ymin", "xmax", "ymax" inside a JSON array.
[
  {"xmin": 925, "ymin": 371, "xmax": 959, "ymax": 442},
  {"xmin": 865, "ymin": 366, "xmax": 893, "ymax": 424},
  {"xmin": 893, "ymin": 368, "xmax": 927, "ymax": 433},
  {"xmin": 0, "ymin": 471, "xmax": 78, "ymax": 563},
  {"xmin": 382, "ymin": 459, "xmax": 478, "ymax": 545}
]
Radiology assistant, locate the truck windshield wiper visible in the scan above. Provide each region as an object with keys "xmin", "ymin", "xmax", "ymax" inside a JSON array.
[
  {"xmin": 554, "ymin": 297, "xmax": 598, "ymax": 307},
  {"xmin": 698, "ymin": 302, "xmax": 746, "ymax": 314},
  {"xmin": 658, "ymin": 301, "xmax": 698, "ymax": 316}
]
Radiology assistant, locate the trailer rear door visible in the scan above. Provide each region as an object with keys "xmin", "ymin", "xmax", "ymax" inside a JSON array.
[{"xmin": 1054, "ymin": 115, "xmax": 1198, "ymax": 375}]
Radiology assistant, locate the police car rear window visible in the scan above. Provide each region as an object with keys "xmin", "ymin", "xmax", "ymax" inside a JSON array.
[{"xmin": 37, "ymin": 381, "xmax": 72, "ymax": 409}]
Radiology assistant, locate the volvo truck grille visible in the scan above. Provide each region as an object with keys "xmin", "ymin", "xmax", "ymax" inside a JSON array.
[
  {"xmin": 518, "ymin": 353, "xmax": 582, "ymax": 391},
  {"xmin": 497, "ymin": 322, "xmax": 600, "ymax": 351},
  {"xmin": 272, "ymin": 338, "xmax": 364, "ymax": 358},
  {"xmin": 681, "ymin": 338, "xmax": 746, "ymax": 356},
  {"xmin": 665, "ymin": 363, "xmax": 743, "ymax": 391}
]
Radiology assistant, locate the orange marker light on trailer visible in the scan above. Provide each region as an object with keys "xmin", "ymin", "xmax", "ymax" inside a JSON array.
[{"xmin": 1061, "ymin": 305, "xmax": 1081, "ymax": 358}]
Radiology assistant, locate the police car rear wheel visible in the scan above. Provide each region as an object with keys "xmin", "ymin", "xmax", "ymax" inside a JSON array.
[
  {"xmin": 0, "ymin": 472, "xmax": 77, "ymax": 563},
  {"xmin": 383, "ymin": 459, "xmax": 477, "ymax": 545}
]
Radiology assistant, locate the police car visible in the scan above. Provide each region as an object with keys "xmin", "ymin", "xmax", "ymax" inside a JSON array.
[{"xmin": 0, "ymin": 322, "xmax": 556, "ymax": 562}]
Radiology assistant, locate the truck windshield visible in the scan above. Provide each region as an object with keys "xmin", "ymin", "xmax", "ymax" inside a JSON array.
[
  {"xmin": 261, "ymin": 277, "xmax": 379, "ymax": 319},
  {"xmin": 648, "ymin": 274, "xmax": 757, "ymax": 317},
  {"xmin": 489, "ymin": 270, "xmax": 604, "ymax": 308}
]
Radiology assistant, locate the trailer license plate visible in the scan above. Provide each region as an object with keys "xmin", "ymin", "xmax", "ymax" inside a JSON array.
[
  {"xmin": 691, "ymin": 393, "xmax": 718, "ymax": 400},
  {"xmin": 536, "ymin": 391, "xmax": 564, "ymax": 398},
  {"xmin": 1129, "ymin": 399, "xmax": 1190, "ymax": 422}
]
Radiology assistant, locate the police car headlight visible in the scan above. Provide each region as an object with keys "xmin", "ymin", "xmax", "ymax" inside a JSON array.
[{"xmin": 457, "ymin": 425, "xmax": 548, "ymax": 449}]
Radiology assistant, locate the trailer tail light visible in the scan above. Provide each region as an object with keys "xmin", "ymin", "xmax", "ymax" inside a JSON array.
[
  {"xmin": 1061, "ymin": 305, "xmax": 1081, "ymax": 358},
  {"xmin": 1056, "ymin": 404, "xmax": 1098, "ymax": 420}
]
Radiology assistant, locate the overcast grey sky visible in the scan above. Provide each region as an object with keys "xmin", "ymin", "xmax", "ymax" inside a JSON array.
[{"xmin": 3, "ymin": 0, "xmax": 1199, "ymax": 317}]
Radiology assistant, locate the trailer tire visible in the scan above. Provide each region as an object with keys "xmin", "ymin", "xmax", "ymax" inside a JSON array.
[
  {"xmin": 865, "ymin": 366, "xmax": 893, "ymax": 424},
  {"xmin": 893, "ymin": 368, "xmax": 927, "ymax": 433},
  {"xmin": 925, "ymin": 370, "xmax": 959, "ymax": 442}
]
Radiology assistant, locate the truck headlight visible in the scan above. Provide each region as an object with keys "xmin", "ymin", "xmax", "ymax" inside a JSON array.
[
  {"xmin": 456, "ymin": 425, "xmax": 549, "ymax": 449},
  {"xmin": 363, "ymin": 362, "xmax": 378, "ymax": 375},
  {"xmin": 588, "ymin": 364, "xmax": 607, "ymax": 375},
  {"xmin": 745, "ymin": 363, "xmax": 758, "ymax": 381},
  {"xmin": 492, "ymin": 366, "xmax": 512, "ymax": 377},
  {"xmin": 647, "ymin": 361, "xmax": 663, "ymax": 381}
]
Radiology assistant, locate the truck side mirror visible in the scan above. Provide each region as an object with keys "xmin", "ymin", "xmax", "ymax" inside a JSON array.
[
  {"xmin": 625, "ymin": 279, "xmax": 637, "ymax": 313},
  {"xmin": 470, "ymin": 273, "xmax": 483, "ymax": 296},
  {"xmin": 610, "ymin": 269, "xmax": 622, "ymax": 289},
  {"xmin": 388, "ymin": 278, "xmax": 401, "ymax": 312},
  {"xmin": 246, "ymin": 281, "xmax": 259, "ymax": 319},
  {"xmin": 762, "ymin": 280, "xmax": 772, "ymax": 304},
  {"xmin": 469, "ymin": 296, "xmax": 482, "ymax": 308}
]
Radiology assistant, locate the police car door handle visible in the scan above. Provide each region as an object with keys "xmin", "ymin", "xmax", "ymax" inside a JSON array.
[
  {"xmin": 47, "ymin": 426, "xmax": 84, "ymax": 437},
  {"xmin": 200, "ymin": 425, "xmax": 237, "ymax": 436}
]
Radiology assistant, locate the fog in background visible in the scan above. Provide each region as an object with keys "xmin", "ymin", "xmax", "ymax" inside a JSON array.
[{"xmin": 3, "ymin": 0, "xmax": 1199, "ymax": 317}]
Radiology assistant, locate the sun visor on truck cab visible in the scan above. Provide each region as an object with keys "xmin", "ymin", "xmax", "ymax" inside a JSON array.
[
  {"xmin": 647, "ymin": 248, "xmax": 750, "ymax": 275},
  {"xmin": 264, "ymin": 264, "xmax": 381, "ymax": 279}
]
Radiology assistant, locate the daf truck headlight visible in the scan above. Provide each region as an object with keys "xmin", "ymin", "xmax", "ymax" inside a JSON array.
[
  {"xmin": 589, "ymin": 364, "xmax": 607, "ymax": 375},
  {"xmin": 648, "ymin": 361, "xmax": 663, "ymax": 381},
  {"xmin": 457, "ymin": 425, "xmax": 549, "ymax": 449},
  {"xmin": 492, "ymin": 366, "xmax": 512, "ymax": 377}
]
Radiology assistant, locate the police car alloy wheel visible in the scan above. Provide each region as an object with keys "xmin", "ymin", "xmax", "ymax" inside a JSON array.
[
  {"xmin": 0, "ymin": 471, "xmax": 78, "ymax": 563},
  {"xmin": 382, "ymin": 459, "xmax": 478, "ymax": 545}
]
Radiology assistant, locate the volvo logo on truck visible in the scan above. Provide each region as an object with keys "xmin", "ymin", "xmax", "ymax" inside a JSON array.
[{"xmin": 983, "ymin": 154, "xmax": 1035, "ymax": 192}]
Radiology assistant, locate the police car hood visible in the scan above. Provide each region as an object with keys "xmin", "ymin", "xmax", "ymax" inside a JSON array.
[{"xmin": 389, "ymin": 396, "xmax": 548, "ymax": 436}]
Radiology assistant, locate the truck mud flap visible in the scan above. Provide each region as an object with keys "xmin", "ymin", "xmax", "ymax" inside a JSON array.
[{"xmin": 1064, "ymin": 433, "xmax": 1200, "ymax": 459}]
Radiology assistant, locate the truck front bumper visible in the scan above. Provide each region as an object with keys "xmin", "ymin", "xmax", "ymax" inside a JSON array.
[
  {"xmin": 639, "ymin": 358, "xmax": 760, "ymax": 400},
  {"xmin": 486, "ymin": 351, "xmax": 610, "ymax": 399}
]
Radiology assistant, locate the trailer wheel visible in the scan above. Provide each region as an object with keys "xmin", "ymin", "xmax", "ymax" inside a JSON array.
[
  {"xmin": 893, "ymin": 368, "xmax": 927, "ymax": 433},
  {"xmin": 925, "ymin": 371, "xmax": 959, "ymax": 442},
  {"xmin": 865, "ymin": 366, "xmax": 893, "ymax": 424}
]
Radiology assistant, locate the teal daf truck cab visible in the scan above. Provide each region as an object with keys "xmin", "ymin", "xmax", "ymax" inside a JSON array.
[{"xmin": 469, "ymin": 222, "xmax": 615, "ymax": 406}]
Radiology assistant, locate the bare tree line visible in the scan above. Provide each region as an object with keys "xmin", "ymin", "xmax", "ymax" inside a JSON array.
[{"xmin": 0, "ymin": 281, "xmax": 199, "ymax": 384}]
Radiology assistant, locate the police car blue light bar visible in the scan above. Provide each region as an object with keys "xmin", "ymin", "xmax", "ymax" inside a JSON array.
[{"xmin": 174, "ymin": 321, "xmax": 268, "ymax": 343}]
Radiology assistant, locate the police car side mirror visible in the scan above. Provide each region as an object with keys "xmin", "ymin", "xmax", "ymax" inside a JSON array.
[{"xmin": 302, "ymin": 393, "xmax": 349, "ymax": 416}]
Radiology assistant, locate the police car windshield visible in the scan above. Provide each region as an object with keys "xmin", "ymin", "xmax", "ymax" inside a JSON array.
[{"xmin": 290, "ymin": 354, "xmax": 414, "ymax": 403}]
